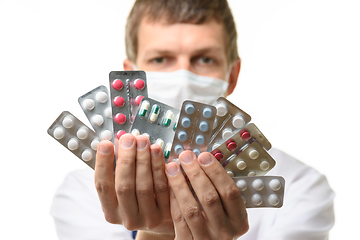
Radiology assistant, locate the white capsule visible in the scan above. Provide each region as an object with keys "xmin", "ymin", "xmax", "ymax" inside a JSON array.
[
  {"xmin": 268, "ymin": 194, "xmax": 280, "ymax": 206},
  {"xmin": 251, "ymin": 194, "xmax": 262, "ymax": 206},
  {"xmin": 236, "ymin": 160, "xmax": 247, "ymax": 170},
  {"xmin": 81, "ymin": 149, "xmax": 93, "ymax": 162},
  {"xmin": 62, "ymin": 116, "xmax": 74, "ymax": 128},
  {"xmin": 269, "ymin": 179, "xmax": 282, "ymax": 191},
  {"xmin": 90, "ymin": 138, "xmax": 100, "ymax": 151},
  {"xmin": 53, "ymin": 127, "xmax": 65, "ymax": 139},
  {"xmin": 100, "ymin": 130, "xmax": 112, "ymax": 141},
  {"xmin": 236, "ymin": 179, "xmax": 247, "ymax": 191},
  {"xmin": 142, "ymin": 133, "xmax": 150, "ymax": 139},
  {"xmin": 67, "ymin": 138, "xmax": 79, "ymax": 150},
  {"xmin": 131, "ymin": 129, "xmax": 140, "ymax": 136},
  {"xmin": 252, "ymin": 179, "xmax": 264, "ymax": 191},
  {"xmin": 260, "ymin": 161, "xmax": 270, "ymax": 171},
  {"xmin": 77, "ymin": 127, "xmax": 88, "ymax": 140},
  {"xmin": 96, "ymin": 91, "xmax": 108, "ymax": 103},
  {"xmin": 91, "ymin": 114, "xmax": 104, "ymax": 127},
  {"xmin": 155, "ymin": 138, "xmax": 164, "ymax": 148},
  {"xmin": 82, "ymin": 99, "xmax": 95, "ymax": 111},
  {"xmin": 248, "ymin": 149, "xmax": 259, "ymax": 159}
]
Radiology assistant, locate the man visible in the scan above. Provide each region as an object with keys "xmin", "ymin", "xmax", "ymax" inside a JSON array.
[{"xmin": 51, "ymin": 0, "xmax": 335, "ymax": 239}]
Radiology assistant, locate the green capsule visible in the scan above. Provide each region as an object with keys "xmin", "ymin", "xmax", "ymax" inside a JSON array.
[
  {"xmin": 139, "ymin": 100, "xmax": 150, "ymax": 117},
  {"xmin": 164, "ymin": 143, "xmax": 172, "ymax": 158},
  {"xmin": 162, "ymin": 110, "xmax": 174, "ymax": 126},
  {"xmin": 149, "ymin": 104, "xmax": 160, "ymax": 122}
]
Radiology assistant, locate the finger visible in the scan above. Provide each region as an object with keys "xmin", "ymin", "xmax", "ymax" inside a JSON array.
[
  {"xmin": 169, "ymin": 188, "xmax": 192, "ymax": 240},
  {"xmin": 197, "ymin": 152, "xmax": 248, "ymax": 226},
  {"xmin": 179, "ymin": 151, "xmax": 226, "ymax": 229},
  {"xmin": 166, "ymin": 161, "xmax": 209, "ymax": 239},
  {"xmin": 135, "ymin": 136, "xmax": 157, "ymax": 217},
  {"xmin": 114, "ymin": 134, "xmax": 138, "ymax": 220},
  {"xmin": 94, "ymin": 140, "xmax": 119, "ymax": 223},
  {"xmin": 150, "ymin": 144, "xmax": 170, "ymax": 213}
]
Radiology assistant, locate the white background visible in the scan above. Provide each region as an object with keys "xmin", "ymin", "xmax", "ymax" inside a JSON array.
[{"xmin": 0, "ymin": 0, "xmax": 359, "ymax": 239}]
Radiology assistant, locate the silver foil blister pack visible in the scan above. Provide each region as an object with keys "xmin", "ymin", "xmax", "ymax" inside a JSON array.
[
  {"xmin": 78, "ymin": 85, "xmax": 114, "ymax": 142},
  {"xmin": 47, "ymin": 111, "xmax": 99, "ymax": 169},
  {"xmin": 131, "ymin": 97, "xmax": 180, "ymax": 160},
  {"xmin": 233, "ymin": 176, "xmax": 285, "ymax": 208}
]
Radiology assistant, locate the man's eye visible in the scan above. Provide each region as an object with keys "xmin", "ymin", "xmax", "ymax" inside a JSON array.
[
  {"xmin": 153, "ymin": 57, "xmax": 165, "ymax": 64},
  {"xmin": 198, "ymin": 57, "xmax": 214, "ymax": 64}
]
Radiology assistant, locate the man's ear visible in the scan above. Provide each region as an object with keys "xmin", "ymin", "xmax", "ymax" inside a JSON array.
[
  {"xmin": 226, "ymin": 58, "xmax": 241, "ymax": 96},
  {"xmin": 123, "ymin": 59, "xmax": 135, "ymax": 70}
]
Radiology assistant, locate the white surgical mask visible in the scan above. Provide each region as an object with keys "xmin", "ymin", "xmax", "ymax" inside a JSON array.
[{"xmin": 143, "ymin": 69, "xmax": 229, "ymax": 109}]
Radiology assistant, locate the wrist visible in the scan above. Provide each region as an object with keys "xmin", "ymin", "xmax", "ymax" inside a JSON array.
[{"xmin": 135, "ymin": 230, "xmax": 175, "ymax": 240}]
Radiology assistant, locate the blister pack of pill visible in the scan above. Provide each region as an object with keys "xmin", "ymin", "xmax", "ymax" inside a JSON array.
[
  {"xmin": 47, "ymin": 111, "xmax": 99, "ymax": 169},
  {"xmin": 131, "ymin": 97, "xmax": 180, "ymax": 159},
  {"xmin": 233, "ymin": 176, "xmax": 285, "ymax": 208},
  {"xmin": 209, "ymin": 97, "xmax": 251, "ymax": 150},
  {"xmin": 169, "ymin": 100, "xmax": 216, "ymax": 162},
  {"xmin": 109, "ymin": 71, "xmax": 148, "ymax": 139},
  {"xmin": 78, "ymin": 85, "xmax": 114, "ymax": 142}
]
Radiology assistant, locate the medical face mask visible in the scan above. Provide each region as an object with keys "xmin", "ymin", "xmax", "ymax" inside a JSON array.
[{"xmin": 143, "ymin": 69, "xmax": 229, "ymax": 109}]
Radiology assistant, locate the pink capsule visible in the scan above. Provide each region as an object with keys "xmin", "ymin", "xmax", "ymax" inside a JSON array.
[
  {"xmin": 112, "ymin": 79, "xmax": 124, "ymax": 90},
  {"xmin": 134, "ymin": 79, "xmax": 145, "ymax": 90}
]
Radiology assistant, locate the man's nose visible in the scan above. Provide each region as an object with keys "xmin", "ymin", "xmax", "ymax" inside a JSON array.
[{"xmin": 176, "ymin": 57, "xmax": 191, "ymax": 71}]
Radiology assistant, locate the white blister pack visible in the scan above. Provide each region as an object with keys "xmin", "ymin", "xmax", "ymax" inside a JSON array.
[
  {"xmin": 169, "ymin": 100, "xmax": 216, "ymax": 162},
  {"xmin": 233, "ymin": 176, "xmax": 285, "ymax": 208},
  {"xmin": 131, "ymin": 97, "xmax": 180, "ymax": 160},
  {"xmin": 47, "ymin": 111, "xmax": 99, "ymax": 169},
  {"xmin": 209, "ymin": 97, "xmax": 251, "ymax": 150},
  {"xmin": 78, "ymin": 85, "xmax": 114, "ymax": 142},
  {"xmin": 109, "ymin": 71, "xmax": 148, "ymax": 139}
]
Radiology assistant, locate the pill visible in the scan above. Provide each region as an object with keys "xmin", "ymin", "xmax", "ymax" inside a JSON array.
[
  {"xmin": 181, "ymin": 117, "xmax": 191, "ymax": 128},
  {"xmin": 236, "ymin": 179, "xmax": 247, "ymax": 191},
  {"xmin": 211, "ymin": 142, "xmax": 221, "ymax": 151},
  {"xmin": 215, "ymin": 103, "xmax": 227, "ymax": 117},
  {"xmin": 199, "ymin": 121, "xmax": 209, "ymax": 132},
  {"xmin": 112, "ymin": 79, "xmax": 124, "ymax": 90},
  {"xmin": 139, "ymin": 100, "xmax": 150, "ymax": 117},
  {"xmin": 116, "ymin": 130, "xmax": 126, "ymax": 139},
  {"xmin": 173, "ymin": 121, "xmax": 178, "ymax": 131},
  {"xmin": 203, "ymin": 107, "xmax": 213, "ymax": 118},
  {"xmin": 134, "ymin": 79, "xmax": 145, "ymax": 90},
  {"xmin": 81, "ymin": 149, "xmax": 93, "ymax": 162},
  {"xmin": 96, "ymin": 91, "xmax": 108, "ymax": 103},
  {"xmin": 269, "ymin": 179, "xmax": 282, "ymax": 191},
  {"xmin": 82, "ymin": 99, "xmax": 95, "ymax": 111},
  {"xmin": 252, "ymin": 179, "xmax": 264, "ymax": 191},
  {"xmin": 241, "ymin": 131, "xmax": 251, "ymax": 141},
  {"xmin": 248, "ymin": 171, "xmax": 256, "ymax": 177},
  {"xmin": 174, "ymin": 144, "xmax": 184, "ymax": 155},
  {"xmin": 236, "ymin": 160, "xmax": 247, "ymax": 170},
  {"xmin": 162, "ymin": 110, "xmax": 174, "ymax": 127},
  {"xmin": 91, "ymin": 114, "xmax": 104, "ymax": 127},
  {"xmin": 164, "ymin": 143, "xmax": 172, "ymax": 158},
  {"xmin": 53, "ymin": 127, "xmax": 65, "ymax": 139},
  {"xmin": 226, "ymin": 140, "xmax": 237, "ymax": 151},
  {"xmin": 67, "ymin": 138, "xmax": 79, "ymax": 150},
  {"xmin": 184, "ymin": 103, "xmax": 195, "ymax": 114},
  {"xmin": 149, "ymin": 104, "xmax": 160, "ymax": 122},
  {"xmin": 113, "ymin": 96, "xmax": 125, "ymax": 108},
  {"xmin": 226, "ymin": 170, "xmax": 234, "ymax": 177},
  {"xmin": 212, "ymin": 150, "xmax": 223, "ymax": 161},
  {"xmin": 62, "ymin": 116, "xmax": 74, "ymax": 129},
  {"xmin": 232, "ymin": 115, "xmax": 245, "ymax": 128},
  {"xmin": 251, "ymin": 194, "xmax": 262, "ymax": 206},
  {"xmin": 260, "ymin": 161, "xmax": 270, "ymax": 171},
  {"xmin": 90, "ymin": 138, "xmax": 100, "ymax": 150},
  {"xmin": 195, "ymin": 135, "xmax": 205, "ymax": 145},
  {"xmin": 178, "ymin": 131, "xmax": 188, "ymax": 142},
  {"xmin": 249, "ymin": 149, "xmax": 259, "ymax": 159},
  {"xmin": 155, "ymin": 138, "xmax": 164, "ymax": 148},
  {"xmin": 104, "ymin": 107, "xmax": 112, "ymax": 119},
  {"xmin": 193, "ymin": 148, "xmax": 201, "ymax": 157},
  {"xmin": 100, "ymin": 130, "xmax": 112, "ymax": 141},
  {"xmin": 114, "ymin": 113, "xmax": 126, "ymax": 124},
  {"xmin": 142, "ymin": 133, "xmax": 150, "ymax": 139},
  {"xmin": 131, "ymin": 129, "xmax": 140, "ymax": 136},
  {"xmin": 268, "ymin": 194, "xmax": 280, "ymax": 206},
  {"xmin": 77, "ymin": 127, "xmax": 88, "ymax": 140},
  {"xmin": 134, "ymin": 95, "xmax": 144, "ymax": 106},
  {"xmin": 222, "ymin": 128, "xmax": 233, "ymax": 140}
]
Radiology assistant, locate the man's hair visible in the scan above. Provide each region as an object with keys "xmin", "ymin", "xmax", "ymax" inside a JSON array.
[{"xmin": 125, "ymin": 0, "xmax": 239, "ymax": 64}]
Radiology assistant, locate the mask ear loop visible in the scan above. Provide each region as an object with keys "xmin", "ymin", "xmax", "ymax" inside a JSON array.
[{"xmin": 132, "ymin": 63, "xmax": 138, "ymax": 70}]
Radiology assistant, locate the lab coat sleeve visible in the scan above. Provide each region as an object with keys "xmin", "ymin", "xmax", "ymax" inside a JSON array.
[{"xmin": 50, "ymin": 168, "xmax": 133, "ymax": 240}]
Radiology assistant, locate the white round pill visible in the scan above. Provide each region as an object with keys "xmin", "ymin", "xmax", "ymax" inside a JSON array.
[
  {"xmin": 248, "ymin": 149, "xmax": 259, "ymax": 159},
  {"xmin": 82, "ymin": 99, "xmax": 95, "ymax": 111},
  {"xmin": 53, "ymin": 127, "xmax": 65, "ymax": 139},
  {"xmin": 248, "ymin": 171, "xmax": 256, "ymax": 177},
  {"xmin": 232, "ymin": 115, "xmax": 245, "ymax": 128},
  {"xmin": 82, "ymin": 149, "xmax": 93, "ymax": 162},
  {"xmin": 251, "ymin": 194, "xmax": 262, "ymax": 206},
  {"xmin": 252, "ymin": 179, "xmax": 264, "ymax": 191},
  {"xmin": 62, "ymin": 116, "xmax": 74, "ymax": 128},
  {"xmin": 236, "ymin": 179, "xmax": 247, "ymax": 191},
  {"xmin": 260, "ymin": 161, "xmax": 270, "ymax": 171},
  {"xmin": 96, "ymin": 91, "xmax": 108, "ymax": 103},
  {"xmin": 67, "ymin": 138, "xmax": 79, "ymax": 150},
  {"xmin": 90, "ymin": 138, "xmax": 100, "ymax": 150},
  {"xmin": 104, "ymin": 107, "xmax": 112, "ymax": 119},
  {"xmin": 268, "ymin": 194, "xmax": 280, "ymax": 206},
  {"xmin": 100, "ymin": 130, "xmax": 112, "ymax": 141},
  {"xmin": 222, "ymin": 128, "xmax": 233, "ymax": 140},
  {"xmin": 226, "ymin": 170, "xmax": 234, "ymax": 177},
  {"xmin": 236, "ymin": 160, "xmax": 247, "ymax": 170},
  {"xmin": 77, "ymin": 127, "xmax": 88, "ymax": 140},
  {"xmin": 269, "ymin": 179, "xmax": 282, "ymax": 191},
  {"xmin": 215, "ymin": 103, "xmax": 228, "ymax": 117},
  {"xmin": 211, "ymin": 142, "xmax": 221, "ymax": 151},
  {"xmin": 91, "ymin": 114, "xmax": 104, "ymax": 127}
]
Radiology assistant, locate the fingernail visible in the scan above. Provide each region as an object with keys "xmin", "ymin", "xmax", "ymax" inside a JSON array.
[
  {"xmin": 166, "ymin": 163, "xmax": 179, "ymax": 176},
  {"xmin": 151, "ymin": 146, "xmax": 161, "ymax": 157},
  {"xmin": 180, "ymin": 151, "xmax": 195, "ymax": 164},
  {"xmin": 98, "ymin": 143, "xmax": 111, "ymax": 154},
  {"xmin": 121, "ymin": 136, "xmax": 134, "ymax": 149},
  {"xmin": 137, "ymin": 138, "xmax": 148, "ymax": 150},
  {"xmin": 199, "ymin": 153, "xmax": 213, "ymax": 166}
]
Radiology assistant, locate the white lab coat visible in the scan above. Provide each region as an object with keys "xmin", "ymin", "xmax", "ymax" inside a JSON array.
[{"xmin": 50, "ymin": 148, "xmax": 335, "ymax": 240}]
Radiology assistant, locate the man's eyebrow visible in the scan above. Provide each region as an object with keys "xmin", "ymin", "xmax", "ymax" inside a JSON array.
[{"xmin": 144, "ymin": 47, "xmax": 223, "ymax": 56}]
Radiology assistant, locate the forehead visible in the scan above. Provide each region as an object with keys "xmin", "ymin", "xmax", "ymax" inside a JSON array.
[{"xmin": 137, "ymin": 17, "xmax": 227, "ymax": 57}]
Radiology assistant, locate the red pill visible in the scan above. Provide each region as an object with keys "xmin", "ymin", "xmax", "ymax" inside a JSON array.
[
  {"xmin": 113, "ymin": 96, "xmax": 125, "ymax": 107},
  {"xmin": 226, "ymin": 141, "xmax": 237, "ymax": 151},
  {"xmin": 134, "ymin": 79, "xmax": 145, "ymax": 90},
  {"xmin": 112, "ymin": 79, "xmax": 124, "ymax": 90},
  {"xmin": 114, "ymin": 113, "xmax": 126, "ymax": 124},
  {"xmin": 241, "ymin": 131, "xmax": 251, "ymax": 141},
  {"xmin": 212, "ymin": 150, "xmax": 224, "ymax": 161},
  {"xmin": 116, "ymin": 130, "xmax": 126, "ymax": 139},
  {"xmin": 134, "ymin": 95, "xmax": 144, "ymax": 106}
]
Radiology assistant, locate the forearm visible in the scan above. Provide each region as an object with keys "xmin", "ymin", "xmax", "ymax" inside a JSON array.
[{"xmin": 135, "ymin": 230, "xmax": 174, "ymax": 240}]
